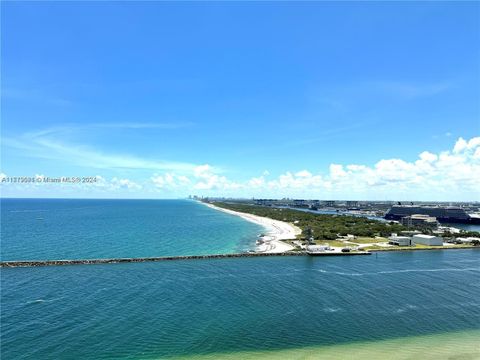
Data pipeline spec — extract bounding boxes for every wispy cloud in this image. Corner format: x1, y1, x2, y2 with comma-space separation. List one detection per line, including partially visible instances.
98, 122, 193, 129
310, 80, 452, 111
286, 120, 378, 147
37, 138, 196, 171
373, 81, 451, 99
2, 88, 73, 107
3, 134, 197, 172
2, 119, 202, 174
25, 122, 193, 138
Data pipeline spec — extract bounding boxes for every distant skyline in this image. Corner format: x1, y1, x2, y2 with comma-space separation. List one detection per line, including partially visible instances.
1, 2, 479, 201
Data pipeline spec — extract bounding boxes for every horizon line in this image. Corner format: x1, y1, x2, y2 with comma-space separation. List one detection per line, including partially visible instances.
0, 197, 478, 203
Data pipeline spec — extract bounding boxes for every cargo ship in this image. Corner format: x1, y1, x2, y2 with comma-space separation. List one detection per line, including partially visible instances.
385, 205, 480, 225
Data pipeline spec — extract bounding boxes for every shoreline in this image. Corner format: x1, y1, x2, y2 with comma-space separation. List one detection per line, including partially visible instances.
203, 202, 479, 254
202, 202, 301, 253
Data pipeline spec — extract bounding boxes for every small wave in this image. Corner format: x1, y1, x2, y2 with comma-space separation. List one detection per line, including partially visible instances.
378, 268, 480, 275
323, 307, 341, 313
315, 267, 480, 277
391, 302, 480, 315
395, 304, 418, 313
315, 269, 365, 276
25, 297, 62, 305
26, 299, 45, 305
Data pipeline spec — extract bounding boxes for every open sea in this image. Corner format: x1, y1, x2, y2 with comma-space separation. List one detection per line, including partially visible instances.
0, 199, 264, 261
1, 199, 480, 359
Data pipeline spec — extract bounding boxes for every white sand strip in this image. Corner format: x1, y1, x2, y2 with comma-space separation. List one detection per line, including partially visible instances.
203, 202, 301, 253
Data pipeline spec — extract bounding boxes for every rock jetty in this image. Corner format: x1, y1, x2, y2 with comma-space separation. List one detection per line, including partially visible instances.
0, 250, 371, 268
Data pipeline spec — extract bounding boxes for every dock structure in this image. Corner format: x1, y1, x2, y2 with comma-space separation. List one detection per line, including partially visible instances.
0, 251, 372, 268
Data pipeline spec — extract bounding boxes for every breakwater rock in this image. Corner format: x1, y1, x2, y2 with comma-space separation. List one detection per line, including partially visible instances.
0, 252, 306, 268
0, 250, 373, 268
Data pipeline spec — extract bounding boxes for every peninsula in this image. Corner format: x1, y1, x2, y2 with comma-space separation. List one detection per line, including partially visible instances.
206, 201, 480, 253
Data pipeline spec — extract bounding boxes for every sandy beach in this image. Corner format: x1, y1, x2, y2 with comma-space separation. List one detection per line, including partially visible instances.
203, 203, 301, 253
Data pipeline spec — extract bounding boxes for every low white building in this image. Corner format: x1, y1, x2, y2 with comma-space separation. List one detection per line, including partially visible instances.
456, 237, 480, 244
388, 234, 412, 246
412, 234, 443, 246
306, 244, 330, 252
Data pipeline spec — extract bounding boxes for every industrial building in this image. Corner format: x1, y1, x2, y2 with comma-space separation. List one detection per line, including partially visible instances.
306, 244, 331, 253
412, 234, 443, 246
455, 237, 480, 244
388, 234, 413, 246
400, 214, 438, 229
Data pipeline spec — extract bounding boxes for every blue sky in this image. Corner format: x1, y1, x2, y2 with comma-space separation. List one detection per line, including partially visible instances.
1, 2, 479, 200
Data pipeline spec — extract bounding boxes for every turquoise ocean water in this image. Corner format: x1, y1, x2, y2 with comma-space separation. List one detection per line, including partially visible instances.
1, 200, 479, 359
0, 199, 264, 260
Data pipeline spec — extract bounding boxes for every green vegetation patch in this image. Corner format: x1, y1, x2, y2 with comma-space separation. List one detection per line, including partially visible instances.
316, 240, 347, 247
351, 237, 388, 244
211, 202, 407, 240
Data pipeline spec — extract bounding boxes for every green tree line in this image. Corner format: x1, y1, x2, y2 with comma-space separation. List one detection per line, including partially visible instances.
211, 202, 407, 240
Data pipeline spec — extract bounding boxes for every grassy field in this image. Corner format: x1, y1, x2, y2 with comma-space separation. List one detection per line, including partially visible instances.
349, 237, 389, 244
364, 244, 477, 251
315, 240, 348, 247
363, 245, 389, 251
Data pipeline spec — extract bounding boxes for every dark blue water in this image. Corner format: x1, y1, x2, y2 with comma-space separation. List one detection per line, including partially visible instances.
1, 250, 479, 359
0, 199, 264, 261
443, 222, 480, 232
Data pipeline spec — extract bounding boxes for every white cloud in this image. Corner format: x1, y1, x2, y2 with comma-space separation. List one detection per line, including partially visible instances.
248, 176, 265, 188
265, 171, 324, 190
111, 177, 142, 190
453, 138, 469, 153
453, 137, 480, 154
329, 164, 347, 179
190, 164, 241, 191
295, 170, 312, 178
184, 136, 479, 200
95, 136, 480, 199
2, 137, 479, 201
151, 173, 191, 189
193, 164, 215, 179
